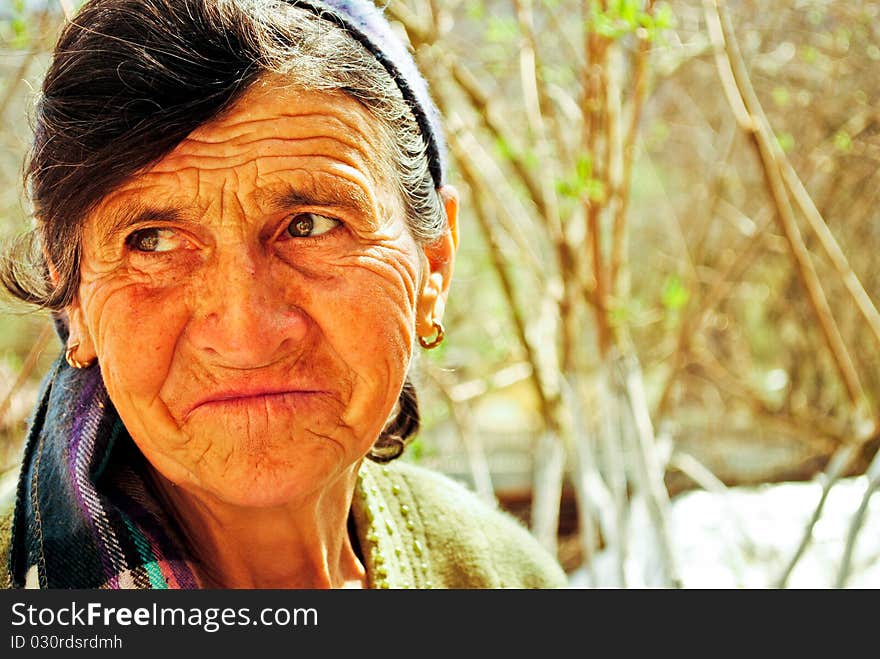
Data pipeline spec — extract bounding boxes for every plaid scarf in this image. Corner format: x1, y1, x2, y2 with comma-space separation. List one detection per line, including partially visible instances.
7, 340, 200, 589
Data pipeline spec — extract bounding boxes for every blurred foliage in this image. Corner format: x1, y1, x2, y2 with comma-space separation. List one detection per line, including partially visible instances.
398, 0, 880, 490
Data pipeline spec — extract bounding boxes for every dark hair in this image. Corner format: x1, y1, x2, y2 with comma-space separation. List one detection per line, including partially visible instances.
1, 0, 445, 460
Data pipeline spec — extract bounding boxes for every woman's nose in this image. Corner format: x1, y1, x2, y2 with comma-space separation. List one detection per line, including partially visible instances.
189, 248, 308, 368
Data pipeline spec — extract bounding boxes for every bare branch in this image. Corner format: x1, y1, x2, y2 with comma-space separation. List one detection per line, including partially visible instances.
446, 129, 559, 432
781, 162, 880, 365
58, 0, 75, 20
669, 450, 761, 560
705, 0, 868, 410
707, 0, 880, 397
447, 60, 551, 224
385, 0, 431, 45
654, 206, 774, 421
448, 362, 533, 404
835, 448, 880, 588
618, 352, 682, 587
775, 444, 859, 588
444, 115, 546, 274
1, 322, 53, 427
424, 364, 496, 505
609, 2, 655, 292
0, 11, 52, 120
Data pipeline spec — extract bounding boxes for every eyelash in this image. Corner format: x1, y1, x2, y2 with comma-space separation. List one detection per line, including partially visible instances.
123, 213, 343, 256
125, 227, 182, 254
278, 212, 343, 244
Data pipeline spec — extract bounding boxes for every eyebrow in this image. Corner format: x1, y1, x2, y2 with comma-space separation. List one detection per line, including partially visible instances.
96, 178, 378, 242
259, 179, 376, 222
98, 202, 191, 242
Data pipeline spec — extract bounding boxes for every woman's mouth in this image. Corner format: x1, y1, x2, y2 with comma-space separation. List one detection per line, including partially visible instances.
183, 389, 330, 421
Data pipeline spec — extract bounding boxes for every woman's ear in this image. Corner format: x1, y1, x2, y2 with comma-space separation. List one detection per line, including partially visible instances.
45, 245, 97, 365
65, 297, 98, 366
416, 185, 459, 340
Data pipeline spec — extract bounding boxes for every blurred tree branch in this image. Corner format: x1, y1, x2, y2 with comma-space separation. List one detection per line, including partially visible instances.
704, 0, 868, 412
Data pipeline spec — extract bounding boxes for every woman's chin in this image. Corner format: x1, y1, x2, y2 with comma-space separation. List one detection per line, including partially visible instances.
191, 452, 354, 509
209, 483, 311, 509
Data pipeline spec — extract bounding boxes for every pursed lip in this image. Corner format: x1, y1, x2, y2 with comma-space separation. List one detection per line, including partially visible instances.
183, 387, 328, 421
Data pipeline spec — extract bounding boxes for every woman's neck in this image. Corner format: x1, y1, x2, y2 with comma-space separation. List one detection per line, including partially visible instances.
150, 468, 366, 589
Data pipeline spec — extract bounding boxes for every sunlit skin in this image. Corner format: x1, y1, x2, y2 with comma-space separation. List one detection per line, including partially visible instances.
63, 79, 459, 588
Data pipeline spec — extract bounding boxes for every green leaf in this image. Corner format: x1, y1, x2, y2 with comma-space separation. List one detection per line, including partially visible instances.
494, 136, 514, 161
576, 155, 593, 182
776, 132, 795, 153
406, 437, 424, 463
485, 16, 519, 44
466, 3, 485, 21
800, 45, 818, 64
10, 16, 29, 47
661, 275, 689, 311
556, 180, 575, 198
654, 4, 676, 31
11, 16, 27, 37
586, 178, 606, 203
619, 0, 638, 27
833, 130, 852, 153
610, 301, 630, 326
591, 13, 622, 39
556, 156, 598, 200
771, 86, 790, 107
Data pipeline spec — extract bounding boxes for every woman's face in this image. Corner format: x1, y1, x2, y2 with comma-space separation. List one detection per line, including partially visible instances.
66, 82, 457, 507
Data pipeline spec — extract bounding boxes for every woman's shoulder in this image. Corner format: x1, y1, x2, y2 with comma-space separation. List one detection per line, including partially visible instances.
361, 459, 568, 589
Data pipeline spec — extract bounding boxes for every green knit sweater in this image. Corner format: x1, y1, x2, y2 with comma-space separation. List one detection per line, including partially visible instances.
1, 459, 567, 589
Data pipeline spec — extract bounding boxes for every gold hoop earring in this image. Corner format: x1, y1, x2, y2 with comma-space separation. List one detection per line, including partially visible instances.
65, 343, 94, 369
419, 320, 445, 350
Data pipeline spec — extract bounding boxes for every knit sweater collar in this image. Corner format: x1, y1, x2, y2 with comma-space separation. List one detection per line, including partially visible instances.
351, 461, 435, 589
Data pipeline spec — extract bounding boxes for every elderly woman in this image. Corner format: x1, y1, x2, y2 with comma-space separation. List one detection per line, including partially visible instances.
0, 0, 565, 589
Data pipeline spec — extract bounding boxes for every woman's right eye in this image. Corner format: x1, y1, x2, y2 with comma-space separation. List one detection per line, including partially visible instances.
126, 228, 182, 253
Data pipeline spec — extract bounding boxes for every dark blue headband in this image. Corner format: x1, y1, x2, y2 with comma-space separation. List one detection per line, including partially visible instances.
288, 0, 446, 188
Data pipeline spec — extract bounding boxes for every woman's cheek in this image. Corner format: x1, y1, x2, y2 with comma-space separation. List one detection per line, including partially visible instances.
326, 263, 417, 420
88, 283, 190, 399
331, 256, 418, 349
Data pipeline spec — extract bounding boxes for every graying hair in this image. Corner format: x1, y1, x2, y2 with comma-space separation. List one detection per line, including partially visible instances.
251, 3, 446, 243
1, 0, 446, 311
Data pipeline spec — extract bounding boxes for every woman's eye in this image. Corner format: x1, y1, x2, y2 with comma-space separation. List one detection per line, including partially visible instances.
126, 228, 181, 253
285, 213, 340, 238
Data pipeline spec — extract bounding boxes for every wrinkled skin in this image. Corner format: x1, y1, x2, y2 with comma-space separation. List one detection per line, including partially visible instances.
63, 81, 458, 586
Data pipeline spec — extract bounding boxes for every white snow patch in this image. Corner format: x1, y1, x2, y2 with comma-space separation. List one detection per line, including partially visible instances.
569, 476, 880, 588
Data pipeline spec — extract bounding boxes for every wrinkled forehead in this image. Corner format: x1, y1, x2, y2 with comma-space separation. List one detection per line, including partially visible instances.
86, 82, 400, 233
191, 79, 387, 149
167, 80, 392, 175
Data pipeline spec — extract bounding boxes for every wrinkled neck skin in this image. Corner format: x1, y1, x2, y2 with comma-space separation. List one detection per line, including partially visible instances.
152, 462, 366, 589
